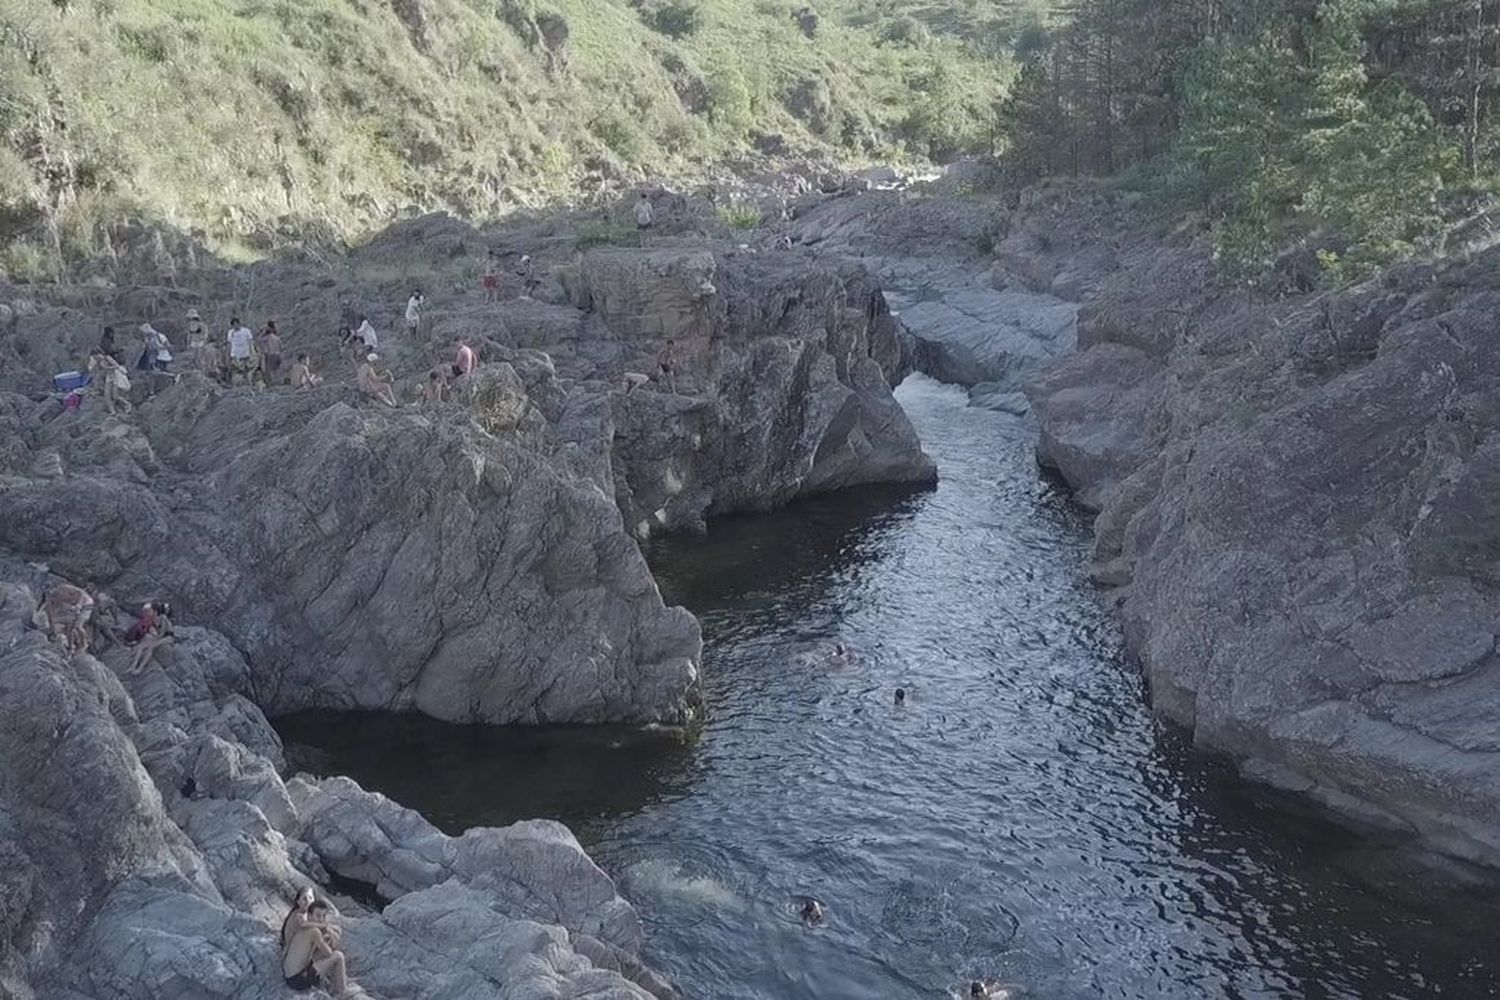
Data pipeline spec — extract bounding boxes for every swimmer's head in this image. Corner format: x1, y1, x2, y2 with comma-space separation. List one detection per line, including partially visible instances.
834, 643, 846, 656
895, 688, 906, 704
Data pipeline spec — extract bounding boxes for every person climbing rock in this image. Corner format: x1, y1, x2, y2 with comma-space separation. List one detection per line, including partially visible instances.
357, 353, 397, 407
33, 584, 95, 652
281, 888, 354, 996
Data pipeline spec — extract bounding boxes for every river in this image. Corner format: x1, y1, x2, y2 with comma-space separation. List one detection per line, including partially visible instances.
280, 375, 1500, 999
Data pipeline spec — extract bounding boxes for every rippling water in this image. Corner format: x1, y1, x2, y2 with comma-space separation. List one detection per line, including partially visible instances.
281, 376, 1500, 999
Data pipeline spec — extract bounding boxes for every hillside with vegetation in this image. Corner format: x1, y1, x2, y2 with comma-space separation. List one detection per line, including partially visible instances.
0, 0, 1056, 275
999, 0, 1500, 282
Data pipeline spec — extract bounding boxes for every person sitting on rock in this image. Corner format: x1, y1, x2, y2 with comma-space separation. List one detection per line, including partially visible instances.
281, 888, 353, 996
127, 600, 174, 674
289, 353, 321, 390
357, 353, 397, 407
421, 369, 446, 403
453, 338, 476, 378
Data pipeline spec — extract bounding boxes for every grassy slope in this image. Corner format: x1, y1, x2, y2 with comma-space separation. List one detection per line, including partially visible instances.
0, 0, 1053, 273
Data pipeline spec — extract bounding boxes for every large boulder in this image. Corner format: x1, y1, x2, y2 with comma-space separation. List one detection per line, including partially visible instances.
1029, 210, 1500, 864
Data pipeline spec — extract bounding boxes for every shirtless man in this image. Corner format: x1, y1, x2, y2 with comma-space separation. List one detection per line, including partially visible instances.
357, 353, 397, 407
421, 370, 446, 403
33, 584, 95, 652
281, 889, 353, 996
452, 338, 476, 378
481, 250, 500, 303
289, 353, 320, 390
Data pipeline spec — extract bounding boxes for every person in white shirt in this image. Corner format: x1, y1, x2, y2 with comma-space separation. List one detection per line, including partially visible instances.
405, 291, 423, 334
357, 316, 378, 352
139, 323, 172, 371
634, 193, 654, 231
227, 318, 256, 385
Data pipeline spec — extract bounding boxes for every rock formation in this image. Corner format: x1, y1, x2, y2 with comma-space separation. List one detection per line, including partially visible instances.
1020, 191, 1500, 865
0, 194, 937, 995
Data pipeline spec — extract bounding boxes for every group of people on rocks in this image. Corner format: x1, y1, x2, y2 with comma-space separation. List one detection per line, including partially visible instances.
32, 583, 174, 674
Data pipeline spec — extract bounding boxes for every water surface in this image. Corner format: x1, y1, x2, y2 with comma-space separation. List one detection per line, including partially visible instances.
281, 376, 1500, 999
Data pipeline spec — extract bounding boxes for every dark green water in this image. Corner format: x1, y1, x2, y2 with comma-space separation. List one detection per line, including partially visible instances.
280, 376, 1500, 999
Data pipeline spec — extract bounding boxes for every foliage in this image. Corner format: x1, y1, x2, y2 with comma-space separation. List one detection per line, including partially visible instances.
1001, 0, 1469, 281
574, 219, 643, 250
643, 1, 702, 39
716, 200, 762, 229
0, 0, 1049, 270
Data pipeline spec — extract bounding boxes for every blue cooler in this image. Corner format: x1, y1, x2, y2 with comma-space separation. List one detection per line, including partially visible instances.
52, 371, 91, 393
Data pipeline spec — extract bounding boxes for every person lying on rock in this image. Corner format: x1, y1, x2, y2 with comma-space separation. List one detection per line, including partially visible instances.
357, 353, 397, 407
281, 888, 353, 996
127, 600, 174, 674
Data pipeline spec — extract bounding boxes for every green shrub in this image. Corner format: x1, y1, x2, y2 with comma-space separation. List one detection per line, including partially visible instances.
643, 2, 702, 39
881, 16, 930, 47
575, 219, 642, 250
716, 201, 761, 229
0, 241, 54, 283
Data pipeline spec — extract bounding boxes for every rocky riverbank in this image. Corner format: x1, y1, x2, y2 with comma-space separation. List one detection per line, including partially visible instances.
821, 177, 1500, 868
0, 188, 935, 997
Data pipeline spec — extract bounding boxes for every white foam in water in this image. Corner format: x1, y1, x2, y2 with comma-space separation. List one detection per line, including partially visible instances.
622, 858, 745, 912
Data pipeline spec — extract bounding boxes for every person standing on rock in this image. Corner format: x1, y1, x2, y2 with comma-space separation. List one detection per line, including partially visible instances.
356, 315, 378, 353
260, 320, 284, 385
227, 317, 256, 386
405, 289, 424, 335
89, 349, 131, 415
635, 193, 654, 232
357, 353, 397, 407
656, 339, 678, 393
139, 323, 171, 372
482, 250, 500, 303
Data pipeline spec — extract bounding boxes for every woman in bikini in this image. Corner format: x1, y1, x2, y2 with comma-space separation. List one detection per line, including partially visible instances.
281, 888, 352, 995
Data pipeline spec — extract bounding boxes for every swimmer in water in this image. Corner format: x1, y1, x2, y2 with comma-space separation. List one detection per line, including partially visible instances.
800, 898, 824, 924
895, 687, 906, 706
969, 979, 1010, 999
827, 643, 851, 665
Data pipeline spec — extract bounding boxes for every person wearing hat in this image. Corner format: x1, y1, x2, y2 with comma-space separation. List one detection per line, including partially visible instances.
356, 352, 397, 407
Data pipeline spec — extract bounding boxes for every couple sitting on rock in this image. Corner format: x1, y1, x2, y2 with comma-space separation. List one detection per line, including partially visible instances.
281, 887, 359, 996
